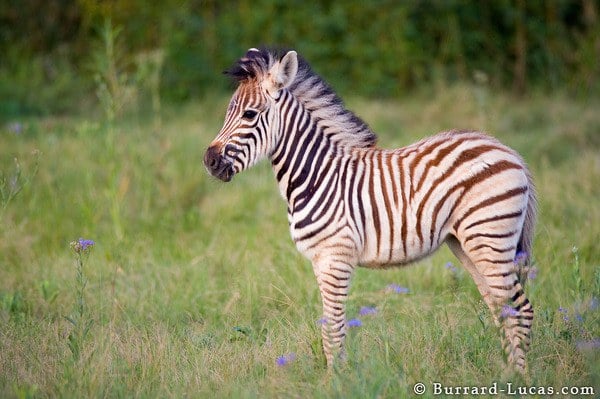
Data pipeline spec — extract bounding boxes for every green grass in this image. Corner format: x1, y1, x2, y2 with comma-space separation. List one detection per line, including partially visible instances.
1, 85, 599, 398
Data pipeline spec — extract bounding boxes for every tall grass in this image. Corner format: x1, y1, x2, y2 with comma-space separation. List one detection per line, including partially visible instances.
0, 85, 598, 397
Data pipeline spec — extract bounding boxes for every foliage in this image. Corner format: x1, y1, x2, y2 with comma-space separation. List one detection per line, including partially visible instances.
0, 0, 599, 118
0, 86, 599, 397
0, 45, 91, 118
161, 0, 600, 99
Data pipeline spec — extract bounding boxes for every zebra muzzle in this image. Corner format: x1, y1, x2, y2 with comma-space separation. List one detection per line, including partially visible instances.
204, 145, 234, 182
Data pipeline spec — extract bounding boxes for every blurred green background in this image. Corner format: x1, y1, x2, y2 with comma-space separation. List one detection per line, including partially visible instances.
1, 0, 598, 119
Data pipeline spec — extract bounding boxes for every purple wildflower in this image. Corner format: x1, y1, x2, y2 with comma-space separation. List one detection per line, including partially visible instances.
576, 338, 600, 351
527, 266, 538, 280
316, 317, 327, 326
78, 238, 95, 251
575, 313, 584, 323
358, 306, 377, 316
500, 305, 518, 318
445, 262, 458, 273
8, 122, 23, 135
386, 284, 409, 294
347, 318, 362, 328
558, 306, 569, 322
276, 352, 296, 366
70, 237, 95, 254
514, 251, 528, 266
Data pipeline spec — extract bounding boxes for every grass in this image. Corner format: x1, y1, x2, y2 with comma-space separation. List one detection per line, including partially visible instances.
1, 84, 599, 398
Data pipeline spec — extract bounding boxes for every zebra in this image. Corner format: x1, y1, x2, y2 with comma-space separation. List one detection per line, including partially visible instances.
204, 48, 536, 374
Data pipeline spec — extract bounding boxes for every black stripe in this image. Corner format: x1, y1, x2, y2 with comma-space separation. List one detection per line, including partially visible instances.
286, 123, 318, 199
271, 93, 297, 165
294, 139, 330, 210
454, 188, 527, 231
377, 153, 394, 261
464, 230, 518, 243
276, 114, 310, 182
356, 158, 367, 243
471, 244, 516, 253
368, 152, 382, 256
295, 166, 339, 229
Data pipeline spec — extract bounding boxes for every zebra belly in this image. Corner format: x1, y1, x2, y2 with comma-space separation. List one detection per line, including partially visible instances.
357, 227, 445, 268
354, 179, 459, 267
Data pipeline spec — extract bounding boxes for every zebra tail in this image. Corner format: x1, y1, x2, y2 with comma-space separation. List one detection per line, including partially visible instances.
516, 171, 537, 285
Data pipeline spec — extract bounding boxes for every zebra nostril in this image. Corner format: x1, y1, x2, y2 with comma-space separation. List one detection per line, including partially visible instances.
204, 147, 218, 171
204, 145, 222, 171
204, 144, 234, 181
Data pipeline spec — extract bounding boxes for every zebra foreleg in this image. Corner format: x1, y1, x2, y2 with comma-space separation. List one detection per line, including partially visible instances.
312, 258, 354, 367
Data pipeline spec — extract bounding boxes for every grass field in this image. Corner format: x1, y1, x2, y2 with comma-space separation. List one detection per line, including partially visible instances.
1, 84, 599, 398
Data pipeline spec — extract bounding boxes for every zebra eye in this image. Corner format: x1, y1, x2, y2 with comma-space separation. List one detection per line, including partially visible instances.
242, 109, 258, 120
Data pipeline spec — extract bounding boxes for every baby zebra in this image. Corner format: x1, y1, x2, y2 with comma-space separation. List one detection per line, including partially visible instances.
204, 48, 536, 374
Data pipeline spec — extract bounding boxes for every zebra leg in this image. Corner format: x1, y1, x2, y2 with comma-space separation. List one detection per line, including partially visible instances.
312, 257, 354, 367
447, 236, 532, 374
447, 237, 494, 317
498, 281, 533, 374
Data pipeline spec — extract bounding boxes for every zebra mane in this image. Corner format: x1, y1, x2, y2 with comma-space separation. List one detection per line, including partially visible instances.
225, 48, 377, 148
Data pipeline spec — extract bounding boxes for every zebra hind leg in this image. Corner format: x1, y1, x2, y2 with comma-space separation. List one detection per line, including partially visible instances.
447, 236, 533, 374
499, 281, 533, 375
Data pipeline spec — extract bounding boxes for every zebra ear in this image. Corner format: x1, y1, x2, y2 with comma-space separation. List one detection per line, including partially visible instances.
265, 50, 298, 96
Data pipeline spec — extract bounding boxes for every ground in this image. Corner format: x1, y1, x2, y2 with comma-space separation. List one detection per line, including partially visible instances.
1, 85, 598, 397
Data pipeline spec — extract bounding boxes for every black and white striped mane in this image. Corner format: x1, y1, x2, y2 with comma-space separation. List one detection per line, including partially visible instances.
226, 48, 377, 148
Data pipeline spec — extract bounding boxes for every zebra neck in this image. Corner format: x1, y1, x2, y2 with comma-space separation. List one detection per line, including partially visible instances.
270, 107, 340, 206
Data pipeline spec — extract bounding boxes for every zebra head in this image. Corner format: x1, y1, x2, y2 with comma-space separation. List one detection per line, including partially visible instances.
204, 48, 299, 182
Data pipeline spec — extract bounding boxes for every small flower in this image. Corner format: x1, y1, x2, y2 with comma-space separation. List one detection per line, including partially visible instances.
558, 306, 569, 322
527, 266, 538, 280
70, 238, 95, 254
575, 313, 584, 323
358, 306, 377, 316
316, 317, 327, 326
347, 318, 362, 328
78, 238, 95, 251
386, 283, 409, 294
572, 246, 579, 254
276, 352, 296, 366
500, 305, 518, 318
514, 251, 528, 266
444, 261, 458, 273
8, 122, 23, 135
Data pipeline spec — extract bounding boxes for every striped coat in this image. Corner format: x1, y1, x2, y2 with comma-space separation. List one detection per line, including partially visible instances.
204, 48, 536, 373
